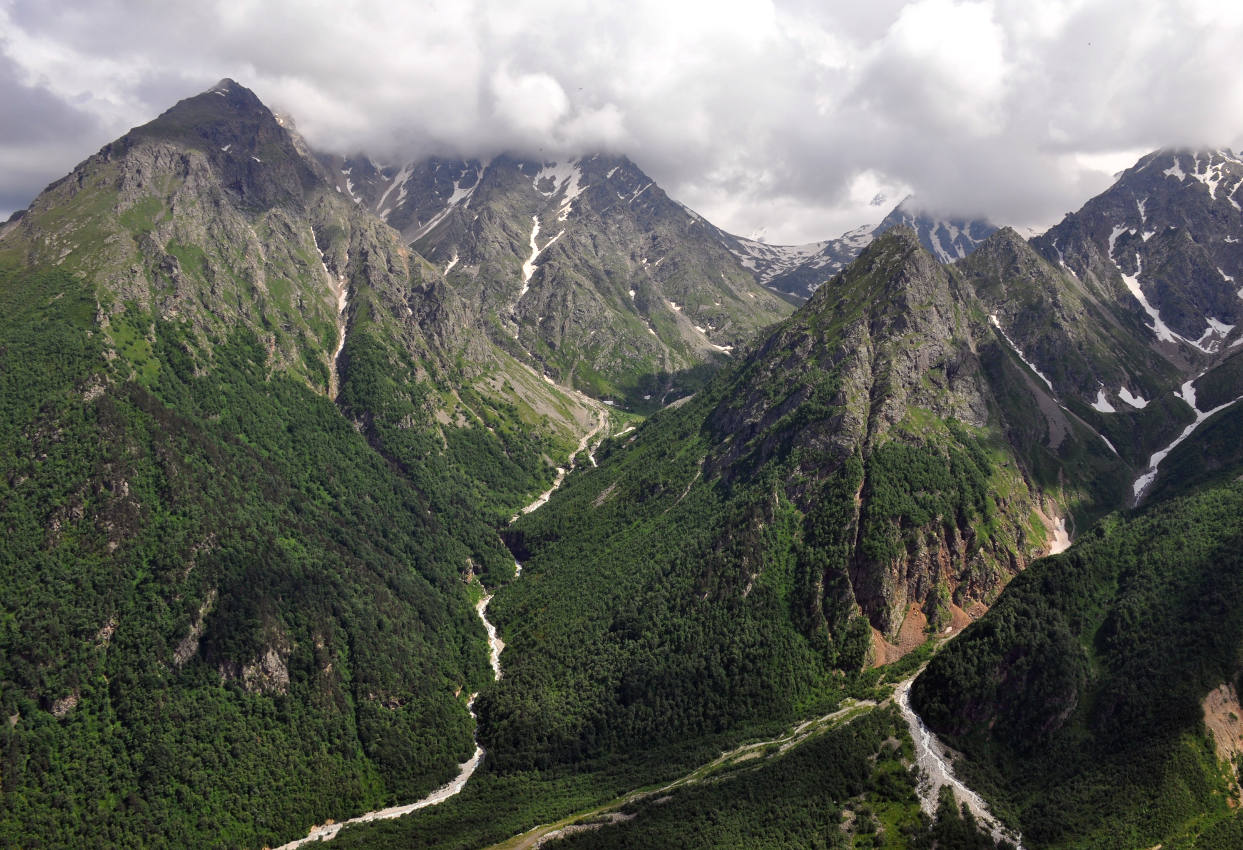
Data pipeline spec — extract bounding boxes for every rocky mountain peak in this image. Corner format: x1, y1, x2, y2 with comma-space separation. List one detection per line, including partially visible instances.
872, 196, 997, 264
1034, 145, 1243, 352
101, 78, 323, 212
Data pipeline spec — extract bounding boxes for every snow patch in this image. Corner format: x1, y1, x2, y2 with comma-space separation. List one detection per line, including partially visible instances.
1118, 387, 1149, 409
444, 254, 459, 275
220, 144, 231, 153
727, 236, 830, 283
1107, 225, 1128, 258
533, 159, 587, 221
411, 173, 479, 240
375, 161, 413, 215
1163, 156, 1187, 181
1176, 379, 1198, 412
1134, 390, 1243, 502
1114, 252, 1191, 346
1191, 153, 1226, 199
1091, 389, 1116, 413
518, 216, 565, 299
989, 315, 1054, 392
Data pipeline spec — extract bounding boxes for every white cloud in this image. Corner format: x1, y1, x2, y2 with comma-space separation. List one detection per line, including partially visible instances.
0, 0, 1241, 242
489, 68, 570, 142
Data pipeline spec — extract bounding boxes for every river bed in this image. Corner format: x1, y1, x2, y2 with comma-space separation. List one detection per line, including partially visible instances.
895, 677, 1024, 848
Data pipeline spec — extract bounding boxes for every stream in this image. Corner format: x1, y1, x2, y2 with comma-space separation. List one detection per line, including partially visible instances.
488, 671, 1022, 850
895, 678, 1024, 848
276, 409, 1018, 849
273, 598, 503, 850
273, 414, 607, 848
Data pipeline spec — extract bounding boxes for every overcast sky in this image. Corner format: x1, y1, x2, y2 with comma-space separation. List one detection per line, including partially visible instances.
3, 0, 1242, 243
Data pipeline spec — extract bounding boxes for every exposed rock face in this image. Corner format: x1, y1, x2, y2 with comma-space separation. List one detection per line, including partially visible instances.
1035, 148, 1243, 353
700, 229, 1058, 637
960, 227, 1181, 405
1202, 681, 1243, 791
7, 79, 401, 394
327, 152, 795, 407
220, 646, 292, 696
6, 78, 598, 453
173, 589, 218, 667
51, 693, 79, 718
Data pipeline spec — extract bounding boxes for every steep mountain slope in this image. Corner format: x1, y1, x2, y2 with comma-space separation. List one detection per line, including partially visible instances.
477, 228, 1124, 775
1034, 148, 1243, 357
901, 148, 1243, 849
326, 152, 795, 409
0, 79, 603, 849
911, 478, 1243, 849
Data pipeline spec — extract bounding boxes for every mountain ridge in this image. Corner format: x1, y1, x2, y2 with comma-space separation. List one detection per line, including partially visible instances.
3, 77, 1243, 850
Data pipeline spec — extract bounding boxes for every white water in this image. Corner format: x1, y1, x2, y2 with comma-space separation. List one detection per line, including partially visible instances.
477, 594, 505, 679
272, 697, 487, 849
274, 529, 516, 849
273, 409, 614, 847
895, 678, 1024, 848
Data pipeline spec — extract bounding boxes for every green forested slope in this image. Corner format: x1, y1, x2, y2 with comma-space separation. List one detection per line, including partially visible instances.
0, 263, 504, 847
0, 81, 570, 848
477, 230, 1069, 775
911, 479, 1243, 848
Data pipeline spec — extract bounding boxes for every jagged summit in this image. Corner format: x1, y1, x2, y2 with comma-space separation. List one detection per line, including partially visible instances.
104, 77, 324, 211
1034, 145, 1243, 353
719, 196, 995, 299
872, 195, 997, 264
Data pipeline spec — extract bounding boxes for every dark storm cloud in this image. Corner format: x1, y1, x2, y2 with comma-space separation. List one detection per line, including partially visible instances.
2, 0, 1241, 241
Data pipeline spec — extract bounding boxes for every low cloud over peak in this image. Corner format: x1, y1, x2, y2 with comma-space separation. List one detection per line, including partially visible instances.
2, 0, 1241, 242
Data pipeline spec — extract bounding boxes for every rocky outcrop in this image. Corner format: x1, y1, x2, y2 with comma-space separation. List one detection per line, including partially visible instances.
173, 589, 218, 667
698, 229, 1055, 638
220, 646, 292, 696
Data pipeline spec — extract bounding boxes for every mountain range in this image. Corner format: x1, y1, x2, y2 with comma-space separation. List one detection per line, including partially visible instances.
2, 78, 1242, 849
